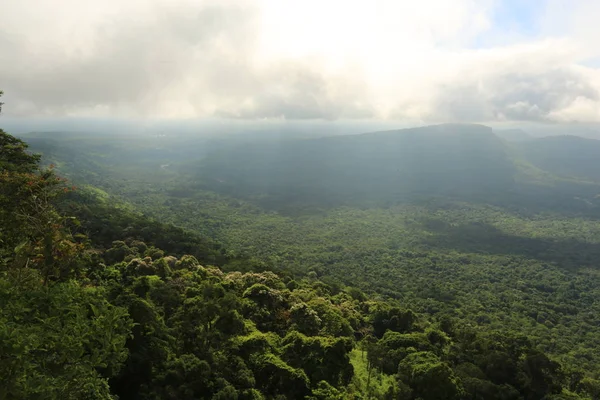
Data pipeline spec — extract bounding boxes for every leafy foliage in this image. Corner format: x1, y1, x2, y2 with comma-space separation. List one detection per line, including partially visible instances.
5, 119, 600, 399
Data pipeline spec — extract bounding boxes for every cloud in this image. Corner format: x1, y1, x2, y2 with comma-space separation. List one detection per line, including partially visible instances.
0, 0, 376, 119
215, 61, 374, 120
1, 0, 600, 122
1, 2, 261, 117
417, 42, 600, 123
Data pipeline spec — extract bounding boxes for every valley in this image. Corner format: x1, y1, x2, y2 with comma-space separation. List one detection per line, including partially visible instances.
21, 124, 600, 379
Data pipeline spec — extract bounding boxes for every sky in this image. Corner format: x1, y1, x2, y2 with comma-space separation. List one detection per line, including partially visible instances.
1, 0, 600, 124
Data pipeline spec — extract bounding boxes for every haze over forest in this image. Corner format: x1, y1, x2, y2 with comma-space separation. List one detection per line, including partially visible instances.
4, 1, 600, 400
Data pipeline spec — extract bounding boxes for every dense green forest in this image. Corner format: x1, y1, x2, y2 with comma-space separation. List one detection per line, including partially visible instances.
5, 98, 600, 399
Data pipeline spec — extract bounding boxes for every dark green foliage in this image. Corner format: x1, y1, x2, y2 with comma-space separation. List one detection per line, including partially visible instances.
5, 123, 600, 399
397, 351, 463, 400
250, 352, 310, 398
281, 331, 354, 387
60, 190, 229, 266
523, 351, 564, 399
376, 332, 435, 374
0, 128, 40, 172
0, 278, 132, 399
373, 307, 418, 337
0, 129, 81, 282
289, 302, 322, 335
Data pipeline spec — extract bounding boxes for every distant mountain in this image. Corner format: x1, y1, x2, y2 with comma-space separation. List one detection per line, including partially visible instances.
195, 124, 518, 209
494, 128, 533, 142
525, 124, 600, 140
23, 123, 600, 214
517, 135, 600, 183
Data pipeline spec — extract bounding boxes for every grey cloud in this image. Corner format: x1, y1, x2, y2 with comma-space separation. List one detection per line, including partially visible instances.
428, 66, 599, 122
4, 1, 599, 123
2, 5, 254, 110
216, 63, 374, 120
0, 3, 373, 119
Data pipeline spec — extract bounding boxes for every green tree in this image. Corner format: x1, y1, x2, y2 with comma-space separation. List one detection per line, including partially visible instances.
522, 351, 563, 399
580, 378, 600, 400
0, 280, 132, 399
398, 351, 464, 400
281, 331, 353, 387
0, 128, 79, 283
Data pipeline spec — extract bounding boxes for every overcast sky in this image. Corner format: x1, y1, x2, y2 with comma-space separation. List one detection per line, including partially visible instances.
1, 0, 600, 123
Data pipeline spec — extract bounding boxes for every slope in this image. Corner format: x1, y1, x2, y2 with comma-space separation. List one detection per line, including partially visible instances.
518, 135, 600, 183
15, 124, 600, 384
195, 123, 517, 211
6, 128, 595, 399
494, 128, 533, 142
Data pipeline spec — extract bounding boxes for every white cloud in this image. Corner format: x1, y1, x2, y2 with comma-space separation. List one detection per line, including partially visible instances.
412, 40, 600, 122
1, 0, 600, 122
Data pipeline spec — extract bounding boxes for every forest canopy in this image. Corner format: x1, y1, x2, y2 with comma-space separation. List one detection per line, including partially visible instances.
3, 88, 600, 398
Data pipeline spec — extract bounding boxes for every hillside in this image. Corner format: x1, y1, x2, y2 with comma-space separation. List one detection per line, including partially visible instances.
6, 0, 600, 397
517, 135, 600, 183
11, 123, 600, 398
190, 123, 600, 215
7, 128, 600, 398
494, 128, 533, 142
194, 124, 517, 210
